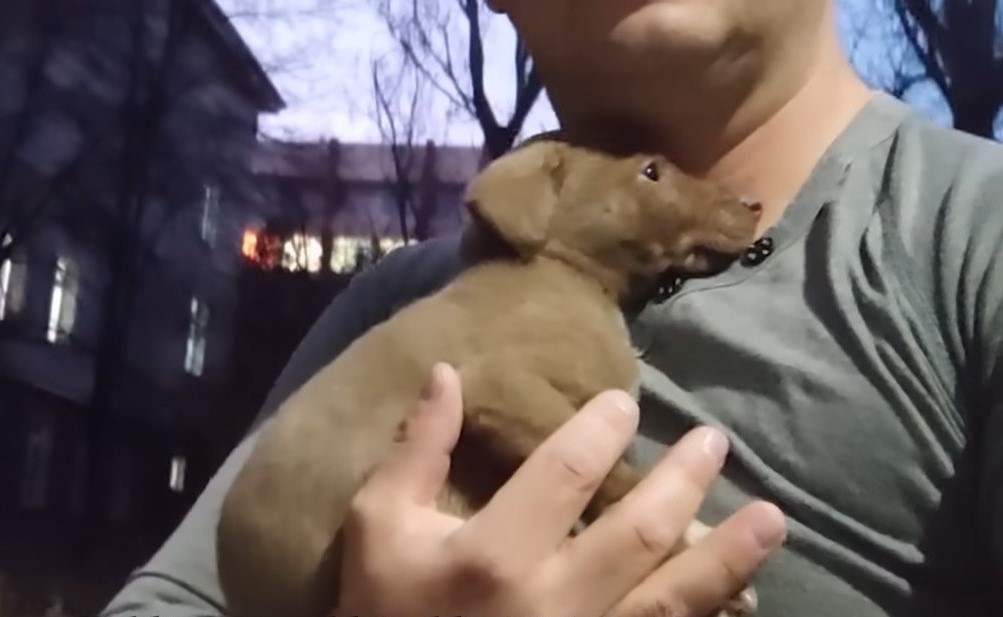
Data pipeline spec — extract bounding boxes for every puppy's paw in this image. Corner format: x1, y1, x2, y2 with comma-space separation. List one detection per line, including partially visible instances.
717, 585, 757, 616
681, 521, 758, 617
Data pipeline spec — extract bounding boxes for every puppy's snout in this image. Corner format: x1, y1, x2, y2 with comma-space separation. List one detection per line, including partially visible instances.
740, 197, 763, 214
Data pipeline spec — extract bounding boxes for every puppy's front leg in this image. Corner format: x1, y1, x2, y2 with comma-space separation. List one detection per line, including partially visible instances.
452, 359, 649, 524
453, 360, 756, 616
590, 463, 758, 617
453, 358, 657, 522
450, 360, 587, 509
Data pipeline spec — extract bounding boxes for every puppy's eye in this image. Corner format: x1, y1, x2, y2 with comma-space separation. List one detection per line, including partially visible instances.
641, 161, 660, 182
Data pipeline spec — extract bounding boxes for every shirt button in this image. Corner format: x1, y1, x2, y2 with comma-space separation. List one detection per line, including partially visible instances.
652, 275, 684, 304
741, 237, 775, 266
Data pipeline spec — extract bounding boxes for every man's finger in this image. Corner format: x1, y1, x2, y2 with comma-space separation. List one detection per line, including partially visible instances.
558, 426, 730, 610
357, 363, 464, 508
455, 390, 640, 570
611, 501, 787, 617
402, 363, 464, 455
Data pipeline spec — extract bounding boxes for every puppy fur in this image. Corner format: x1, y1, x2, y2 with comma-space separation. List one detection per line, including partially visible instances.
216, 136, 763, 617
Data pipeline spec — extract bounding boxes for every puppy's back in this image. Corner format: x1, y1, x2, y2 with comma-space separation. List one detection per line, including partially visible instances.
218, 257, 638, 617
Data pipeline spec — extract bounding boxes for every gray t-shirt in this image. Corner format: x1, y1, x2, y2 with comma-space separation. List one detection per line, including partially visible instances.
101, 92, 1003, 617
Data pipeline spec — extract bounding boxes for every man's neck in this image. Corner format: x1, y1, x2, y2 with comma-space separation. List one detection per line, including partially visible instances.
553, 26, 875, 236
699, 50, 875, 234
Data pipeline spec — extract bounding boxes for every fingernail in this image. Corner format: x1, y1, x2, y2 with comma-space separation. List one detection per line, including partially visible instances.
420, 363, 445, 401
751, 502, 787, 549
700, 427, 729, 463
604, 390, 639, 421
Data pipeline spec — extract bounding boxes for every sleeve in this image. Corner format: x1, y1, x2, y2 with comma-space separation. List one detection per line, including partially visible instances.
943, 149, 1003, 581
976, 219, 1003, 579
907, 132, 1003, 583
100, 235, 465, 617
983, 323, 1003, 580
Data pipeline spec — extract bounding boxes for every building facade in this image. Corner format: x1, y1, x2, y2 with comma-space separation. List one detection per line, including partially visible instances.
246, 137, 484, 272
0, 0, 284, 612
225, 138, 484, 445
0, 3, 485, 612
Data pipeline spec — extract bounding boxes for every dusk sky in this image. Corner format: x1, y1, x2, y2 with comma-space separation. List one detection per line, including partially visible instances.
219, 0, 953, 145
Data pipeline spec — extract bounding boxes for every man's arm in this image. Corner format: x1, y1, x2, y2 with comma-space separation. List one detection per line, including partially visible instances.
984, 357, 1003, 582
976, 207, 1003, 580
935, 142, 1003, 581
100, 235, 465, 617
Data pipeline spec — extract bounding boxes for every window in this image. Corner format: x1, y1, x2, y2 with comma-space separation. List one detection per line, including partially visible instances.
327, 236, 412, 274
169, 455, 187, 493
184, 296, 209, 376
281, 233, 323, 273
46, 256, 78, 344
378, 237, 409, 254
241, 229, 259, 260
20, 412, 55, 510
241, 228, 283, 269
329, 236, 369, 273
200, 183, 220, 246
0, 257, 26, 320
0, 258, 9, 319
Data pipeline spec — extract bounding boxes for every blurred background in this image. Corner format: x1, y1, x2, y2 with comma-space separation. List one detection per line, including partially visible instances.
0, 0, 999, 614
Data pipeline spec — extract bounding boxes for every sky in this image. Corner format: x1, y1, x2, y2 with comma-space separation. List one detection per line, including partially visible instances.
218, 0, 953, 146
219, 0, 558, 146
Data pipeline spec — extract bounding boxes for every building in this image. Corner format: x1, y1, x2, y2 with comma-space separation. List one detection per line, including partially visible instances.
0, 0, 489, 610
0, 0, 283, 612
246, 137, 484, 271
224, 139, 484, 441
0, 4, 487, 612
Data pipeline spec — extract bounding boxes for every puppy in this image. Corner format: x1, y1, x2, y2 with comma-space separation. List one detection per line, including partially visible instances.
216, 136, 763, 617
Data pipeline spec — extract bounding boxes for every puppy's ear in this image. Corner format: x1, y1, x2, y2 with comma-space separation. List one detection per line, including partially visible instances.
462, 140, 565, 260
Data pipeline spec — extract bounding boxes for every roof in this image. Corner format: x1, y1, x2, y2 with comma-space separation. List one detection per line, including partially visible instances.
193, 0, 285, 113
252, 139, 486, 185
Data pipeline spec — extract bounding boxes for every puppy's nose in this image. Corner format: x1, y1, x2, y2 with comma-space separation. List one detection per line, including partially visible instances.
740, 197, 763, 213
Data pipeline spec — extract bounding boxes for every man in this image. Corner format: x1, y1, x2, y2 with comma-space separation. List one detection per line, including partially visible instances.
102, 0, 1003, 615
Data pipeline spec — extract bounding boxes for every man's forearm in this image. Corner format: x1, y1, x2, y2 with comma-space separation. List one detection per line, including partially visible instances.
99, 236, 467, 617
101, 433, 260, 617
101, 573, 225, 617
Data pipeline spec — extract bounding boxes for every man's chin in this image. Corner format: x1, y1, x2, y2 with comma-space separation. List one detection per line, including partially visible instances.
610, 2, 733, 55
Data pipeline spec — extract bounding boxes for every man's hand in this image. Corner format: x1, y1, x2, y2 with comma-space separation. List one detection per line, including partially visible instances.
335, 363, 786, 617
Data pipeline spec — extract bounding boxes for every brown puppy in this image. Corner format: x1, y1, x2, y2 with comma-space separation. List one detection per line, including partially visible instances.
216, 136, 763, 617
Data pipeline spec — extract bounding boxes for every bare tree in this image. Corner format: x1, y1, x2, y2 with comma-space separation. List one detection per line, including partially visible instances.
842, 2, 928, 100
372, 53, 424, 242
0, 0, 288, 565
376, 0, 543, 160
75, 0, 236, 561
0, 0, 91, 263
222, 0, 348, 141
890, 0, 1003, 138
0, 0, 284, 262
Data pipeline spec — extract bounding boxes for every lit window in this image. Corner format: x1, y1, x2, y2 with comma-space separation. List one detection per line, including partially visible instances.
169, 455, 187, 493
241, 228, 283, 269
0, 259, 11, 320
282, 233, 323, 273
241, 229, 259, 260
379, 237, 409, 254
184, 296, 209, 376
200, 183, 220, 246
327, 236, 412, 273
46, 257, 78, 344
0, 258, 26, 320
330, 236, 368, 273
